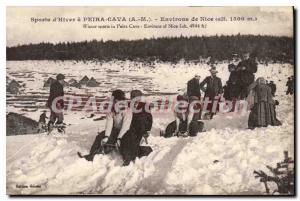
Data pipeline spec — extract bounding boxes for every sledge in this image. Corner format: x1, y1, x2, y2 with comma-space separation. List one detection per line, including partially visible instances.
176, 132, 189, 138
47, 123, 66, 135
77, 138, 153, 161
77, 141, 119, 160
159, 129, 189, 138
78, 145, 153, 160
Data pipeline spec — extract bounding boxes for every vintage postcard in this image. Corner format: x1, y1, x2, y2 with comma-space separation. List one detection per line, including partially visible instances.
6, 6, 294, 195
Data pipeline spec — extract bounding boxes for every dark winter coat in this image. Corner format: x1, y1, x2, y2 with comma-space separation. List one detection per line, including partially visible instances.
228, 71, 239, 85
237, 59, 258, 86
187, 78, 201, 98
199, 76, 223, 99
130, 102, 153, 142
225, 71, 240, 100
248, 83, 281, 129
47, 80, 64, 109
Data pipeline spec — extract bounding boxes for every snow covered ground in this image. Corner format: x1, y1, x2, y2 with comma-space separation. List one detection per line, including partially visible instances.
6, 60, 294, 195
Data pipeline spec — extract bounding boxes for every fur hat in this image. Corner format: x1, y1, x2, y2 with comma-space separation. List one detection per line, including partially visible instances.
56, 74, 65, 80
111, 89, 126, 101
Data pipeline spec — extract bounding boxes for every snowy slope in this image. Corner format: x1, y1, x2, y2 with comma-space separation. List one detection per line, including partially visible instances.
6, 61, 294, 195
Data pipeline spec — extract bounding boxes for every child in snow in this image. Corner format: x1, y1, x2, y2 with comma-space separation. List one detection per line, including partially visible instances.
163, 95, 204, 138
38, 111, 48, 132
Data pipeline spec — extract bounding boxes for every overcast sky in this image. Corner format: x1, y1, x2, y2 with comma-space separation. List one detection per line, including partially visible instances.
6, 6, 293, 47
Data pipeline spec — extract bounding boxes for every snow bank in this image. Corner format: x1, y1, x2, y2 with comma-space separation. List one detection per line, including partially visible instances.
6, 61, 294, 195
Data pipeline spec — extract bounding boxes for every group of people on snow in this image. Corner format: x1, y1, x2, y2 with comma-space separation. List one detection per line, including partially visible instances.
44, 75, 154, 165
42, 53, 291, 166
223, 53, 257, 101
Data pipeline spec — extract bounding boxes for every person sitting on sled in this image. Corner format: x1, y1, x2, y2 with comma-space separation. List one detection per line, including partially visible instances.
79, 90, 132, 163
79, 89, 152, 166
163, 95, 204, 138
129, 90, 153, 158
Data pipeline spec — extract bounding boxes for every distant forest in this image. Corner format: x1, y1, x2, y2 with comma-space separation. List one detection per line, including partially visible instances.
6, 35, 294, 63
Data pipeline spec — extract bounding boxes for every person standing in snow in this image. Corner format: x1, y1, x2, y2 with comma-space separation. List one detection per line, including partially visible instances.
163, 95, 204, 138
187, 75, 201, 100
236, 52, 258, 99
46, 73, 65, 131
225, 64, 240, 101
247, 77, 282, 129
199, 66, 223, 119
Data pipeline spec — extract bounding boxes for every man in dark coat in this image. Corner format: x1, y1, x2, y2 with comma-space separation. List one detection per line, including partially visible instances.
47, 74, 65, 129
225, 64, 240, 101
236, 53, 258, 99
223, 81, 230, 100
268, 81, 277, 97
187, 75, 201, 100
199, 67, 223, 119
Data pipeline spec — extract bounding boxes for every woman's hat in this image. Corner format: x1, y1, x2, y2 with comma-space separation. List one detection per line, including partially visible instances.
130, 90, 143, 99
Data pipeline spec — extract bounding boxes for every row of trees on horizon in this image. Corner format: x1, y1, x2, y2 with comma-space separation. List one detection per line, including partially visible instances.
6, 35, 294, 63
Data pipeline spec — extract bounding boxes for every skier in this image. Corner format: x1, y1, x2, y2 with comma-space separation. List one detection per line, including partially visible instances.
163, 95, 204, 138
199, 66, 223, 119
46, 73, 65, 132
37, 111, 48, 133
187, 74, 201, 100
236, 53, 258, 99
247, 77, 282, 129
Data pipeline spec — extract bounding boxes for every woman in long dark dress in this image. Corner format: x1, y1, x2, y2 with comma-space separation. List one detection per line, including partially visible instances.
247, 77, 282, 129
